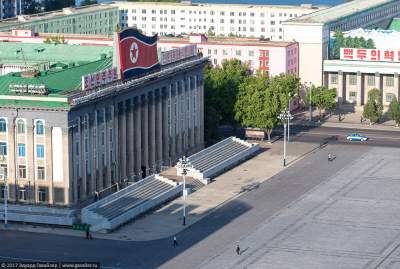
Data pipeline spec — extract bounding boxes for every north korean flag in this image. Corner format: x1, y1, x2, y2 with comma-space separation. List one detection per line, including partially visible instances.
118, 28, 160, 80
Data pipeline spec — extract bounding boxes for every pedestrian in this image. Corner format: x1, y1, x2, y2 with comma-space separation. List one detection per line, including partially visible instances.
236, 244, 241, 255
85, 226, 90, 240
360, 116, 363, 124
173, 236, 178, 247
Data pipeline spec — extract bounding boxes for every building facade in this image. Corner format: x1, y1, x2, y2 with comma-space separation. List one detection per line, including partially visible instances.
324, 60, 400, 109
158, 35, 298, 75
0, 44, 207, 207
113, 1, 323, 41
0, 0, 23, 19
0, 4, 119, 36
283, 0, 400, 86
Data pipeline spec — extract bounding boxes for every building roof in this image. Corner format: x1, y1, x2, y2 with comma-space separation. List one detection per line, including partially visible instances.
0, 42, 113, 65
389, 18, 400, 31
112, 1, 324, 10
286, 0, 396, 25
160, 36, 296, 47
0, 4, 116, 27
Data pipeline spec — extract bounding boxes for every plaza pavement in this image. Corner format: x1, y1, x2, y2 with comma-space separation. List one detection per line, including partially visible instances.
0, 139, 319, 241
197, 146, 400, 269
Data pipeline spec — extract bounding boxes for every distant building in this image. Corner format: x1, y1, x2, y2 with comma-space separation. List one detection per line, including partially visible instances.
283, 0, 400, 86
158, 35, 299, 76
0, 4, 119, 36
0, 0, 23, 19
113, 1, 325, 41
324, 46, 400, 109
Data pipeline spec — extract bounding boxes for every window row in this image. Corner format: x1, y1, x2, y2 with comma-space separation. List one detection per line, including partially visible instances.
0, 142, 45, 158
0, 119, 45, 134
330, 74, 396, 87
0, 164, 46, 180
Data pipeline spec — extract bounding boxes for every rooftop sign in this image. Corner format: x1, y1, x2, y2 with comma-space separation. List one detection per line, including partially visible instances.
81, 67, 118, 91
160, 44, 197, 66
9, 84, 47, 95
340, 48, 400, 63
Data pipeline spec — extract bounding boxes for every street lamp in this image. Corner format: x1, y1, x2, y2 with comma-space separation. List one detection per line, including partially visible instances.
288, 93, 291, 143
307, 82, 313, 123
278, 110, 293, 167
177, 156, 192, 226
0, 167, 7, 228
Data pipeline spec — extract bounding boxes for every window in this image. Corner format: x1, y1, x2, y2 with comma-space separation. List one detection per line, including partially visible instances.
0, 142, 7, 156
386, 76, 394, 87
0, 119, 6, 132
367, 75, 375, 86
18, 165, 26, 179
213, 59, 217, 65
230, 12, 234, 16
349, 75, 357, 85
38, 188, 47, 202
17, 120, 25, 134
248, 50, 254, 56
18, 188, 26, 201
223, 49, 228, 55
37, 144, 45, 158
331, 74, 338, 84
0, 164, 7, 179
213, 49, 217, 55
236, 50, 241, 56
386, 93, 395, 102
36, 120, 44, 135
18, 143, 25, 157
349, 91, 357, 99
37, 166, 45, 180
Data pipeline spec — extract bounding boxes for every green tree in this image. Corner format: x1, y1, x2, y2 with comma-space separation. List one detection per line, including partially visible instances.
305, 86, 337, 120
388, 96, 400, 126
207, 27, 215, 37
80, 0, 98, 6
204, 59, 249, 124
363, 88, 383, 124
366, 38, 375, 49
268, 73, 301, 110
235, 75, 278, 142
333, 30, 344, 58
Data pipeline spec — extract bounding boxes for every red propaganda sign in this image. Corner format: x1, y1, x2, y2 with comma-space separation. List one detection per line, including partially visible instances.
340, 48, 400, 63
81, 67, 118, 91
117, 28, 160, 80
160, 44, 197, 66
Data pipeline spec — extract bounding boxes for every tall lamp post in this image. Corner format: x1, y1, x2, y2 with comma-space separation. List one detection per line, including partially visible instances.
278, 110, 293, 167
177, 156, 192, 226
287, 93, 291, 143
0, 167, 7, 228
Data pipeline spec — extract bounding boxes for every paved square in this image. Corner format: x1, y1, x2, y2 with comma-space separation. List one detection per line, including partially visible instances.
278, 222, 399, 255
199, 146, 400, 269
246, 250, 371, 269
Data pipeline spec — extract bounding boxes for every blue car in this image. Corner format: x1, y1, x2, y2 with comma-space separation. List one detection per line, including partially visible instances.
346, 133, 368, 141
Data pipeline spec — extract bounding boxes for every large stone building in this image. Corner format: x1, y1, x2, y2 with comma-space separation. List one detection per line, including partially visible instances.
0, 42, 207, 207
0, 0, 23, 19
283, 0, 400, 86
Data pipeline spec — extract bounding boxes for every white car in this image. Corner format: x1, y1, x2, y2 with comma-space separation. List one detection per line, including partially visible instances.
346, 133, 368, 141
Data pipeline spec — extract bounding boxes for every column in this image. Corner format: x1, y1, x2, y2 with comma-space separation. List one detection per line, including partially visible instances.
189, 77, 195, 149
104, 107, 112, 188
128, 99, 135, 180
156, 89, 163, 170
148, 91, 156, 174
161, 87, 169, 165
195, 76, 201, 147
394, 73, 399, 101
141, 94, 149, 177
337, 71, 344, 105
375, 72, 382, 103
134, 96, 142, 180
170, 84, 176, 162
356, 71, 362, 106
120, 102, 127, 181
199, 75, 205, 147
113, 105, 119, 184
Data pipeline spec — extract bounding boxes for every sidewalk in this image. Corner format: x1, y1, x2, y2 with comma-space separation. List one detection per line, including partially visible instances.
0, 139, 319, 241
294, 109, 400, 132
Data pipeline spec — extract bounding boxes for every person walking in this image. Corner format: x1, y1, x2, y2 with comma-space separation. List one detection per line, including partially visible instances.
173, 236, 178, 247
85, 225, 90, 240
236, 244, 241, 255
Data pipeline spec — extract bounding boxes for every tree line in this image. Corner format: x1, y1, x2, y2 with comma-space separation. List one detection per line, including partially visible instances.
332, 30, 375, 59
363, 89, 400, 126
204, 59, 337, 142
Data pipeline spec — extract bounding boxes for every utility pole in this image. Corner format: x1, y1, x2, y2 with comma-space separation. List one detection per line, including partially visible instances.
288, 93, 291, 143
177, 156, 192, 226
278, 110, 293, 167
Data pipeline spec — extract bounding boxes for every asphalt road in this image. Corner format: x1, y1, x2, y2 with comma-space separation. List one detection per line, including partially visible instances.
0, 126, 397, 269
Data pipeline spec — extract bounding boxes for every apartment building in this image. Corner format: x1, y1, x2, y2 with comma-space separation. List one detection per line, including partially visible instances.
113, 1, 324, 41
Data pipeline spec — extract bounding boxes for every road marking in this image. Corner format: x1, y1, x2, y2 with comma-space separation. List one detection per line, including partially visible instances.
0, 255, 122, 269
